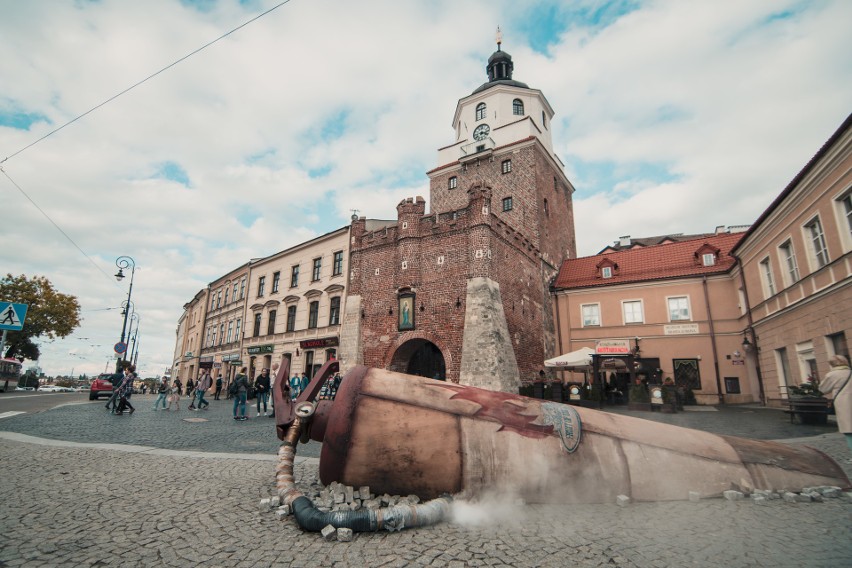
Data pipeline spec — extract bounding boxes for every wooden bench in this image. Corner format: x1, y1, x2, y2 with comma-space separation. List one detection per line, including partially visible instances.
784, 396, 830, 425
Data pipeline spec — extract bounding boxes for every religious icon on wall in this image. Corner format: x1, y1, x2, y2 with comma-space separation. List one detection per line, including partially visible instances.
399, 294, 415, 331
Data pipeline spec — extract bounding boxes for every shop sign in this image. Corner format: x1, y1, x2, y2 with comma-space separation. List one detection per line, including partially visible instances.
213, 363, 222, 369
230, 360, 242, 365
221, 353, 239, 361
595, 339, 631, 355
664, 323, 699, 335
199, 356, 214, 363
299, 336, 339, 349
732, 360, 744, 365
246, 345, 274, 354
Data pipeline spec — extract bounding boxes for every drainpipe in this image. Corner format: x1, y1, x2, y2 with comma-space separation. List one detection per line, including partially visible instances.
702, 275, 724, 404
730, 253, 766, 406
553, 290, 564, 384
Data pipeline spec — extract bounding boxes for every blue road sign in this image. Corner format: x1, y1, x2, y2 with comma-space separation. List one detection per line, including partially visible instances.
0, 302, 28, 331
114, 342, 128, 354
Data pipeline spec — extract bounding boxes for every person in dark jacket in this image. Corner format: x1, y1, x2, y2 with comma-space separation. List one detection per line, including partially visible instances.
254, 368, 271, 417
232, 367, 249, 421
114, 370, 135, 415
214, 375, 223, 400
153, 377, 169, 410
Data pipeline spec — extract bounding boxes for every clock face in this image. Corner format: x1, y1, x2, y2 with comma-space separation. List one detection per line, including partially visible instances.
473, 124, 490, 141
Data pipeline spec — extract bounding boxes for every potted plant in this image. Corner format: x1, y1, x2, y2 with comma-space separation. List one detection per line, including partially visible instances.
628, 380, 651, 411
787, 378, 829, 425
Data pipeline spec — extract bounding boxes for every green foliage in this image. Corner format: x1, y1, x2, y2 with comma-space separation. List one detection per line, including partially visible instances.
629, 384, 650, 403
789, 381, 823, 397
0, 274, 81, 361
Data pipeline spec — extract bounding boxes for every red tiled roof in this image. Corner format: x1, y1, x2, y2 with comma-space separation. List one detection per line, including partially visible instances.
553, 232, 746, 290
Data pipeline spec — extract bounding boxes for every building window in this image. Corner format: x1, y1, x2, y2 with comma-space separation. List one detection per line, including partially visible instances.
702, 253, 716, 267
329, 297, 341, 326
290, 265, 299, 288
775, 347, 792, 395
267, 310, 276, 336
240, 278, 246, 299
211, 325, 217, 346
216, 290, 222, 308
778, 240, 799, 286
448, 176, 457, 190
828, 331, 849, 361
502, 197, 513, 212
601, 266, 612, 279
308, 301, 319, 329
622, 300, 644, 324
257, 276, 266, 297
224, 287, 229, 305
219, 323, 225, 345
226, 321, 233, 343
475, 102, 486, 121
312, 258, 322, 281
272, 272, 280, 293
838, 190, 852, 250
805, 216, 829, 268
235, 318, 241, 339
759, 257, 776, 297
253, 313, 261, 337
210, 297, 215, 311
668, 296, 691, 321
512, 98, 524, 115
233, 282, 238, 302
543, 198, 549, 216
581, 304, 600, 327
286, 305, 297, 332
332, 251, 344, 276
542, 111, 547, 129
501, 159, 512, 174
206, 327, 212, 347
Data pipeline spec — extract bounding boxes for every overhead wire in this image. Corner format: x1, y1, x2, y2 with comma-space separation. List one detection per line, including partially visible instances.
1, 0, 294, 165
0, 0, 295, 287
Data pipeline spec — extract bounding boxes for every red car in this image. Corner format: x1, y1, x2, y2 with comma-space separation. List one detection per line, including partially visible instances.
89, 373, 117, 400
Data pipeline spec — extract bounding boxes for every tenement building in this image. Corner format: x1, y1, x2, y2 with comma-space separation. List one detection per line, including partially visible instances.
339, 39, 577, 391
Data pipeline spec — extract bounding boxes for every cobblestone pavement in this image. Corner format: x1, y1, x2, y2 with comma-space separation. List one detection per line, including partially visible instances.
1, 396, 851, 567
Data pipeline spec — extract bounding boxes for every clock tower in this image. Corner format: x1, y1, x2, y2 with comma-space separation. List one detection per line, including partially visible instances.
341, 36, 577, 392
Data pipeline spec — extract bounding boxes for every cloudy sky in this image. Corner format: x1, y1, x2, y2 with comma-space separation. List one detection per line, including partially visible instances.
1, 0, 850, 378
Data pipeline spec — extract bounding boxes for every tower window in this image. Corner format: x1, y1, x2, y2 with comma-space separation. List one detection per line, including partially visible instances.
542, 111, 547, 129
476, 103, 486, 121
502, 197, 513, 212
513, 99, 524, 116
448, 176, 457, 189
501, 159, 512, 174
543, 198, 549, 216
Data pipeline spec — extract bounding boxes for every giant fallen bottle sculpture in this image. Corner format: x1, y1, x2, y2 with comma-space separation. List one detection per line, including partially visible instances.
273, 361, 850, 531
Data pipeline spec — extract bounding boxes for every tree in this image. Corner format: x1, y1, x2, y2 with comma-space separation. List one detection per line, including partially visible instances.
0, 274, 81, 361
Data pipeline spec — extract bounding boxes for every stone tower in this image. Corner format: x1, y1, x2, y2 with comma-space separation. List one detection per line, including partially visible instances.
340, 37, 576, 391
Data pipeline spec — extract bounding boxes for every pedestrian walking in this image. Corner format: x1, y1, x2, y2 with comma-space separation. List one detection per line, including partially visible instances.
152, 377, 169, 410
300, 372, 309, 394
114, 370, 135, 415
174, 378, 183, 396
820, 354, 852, 456
232, 367, 249, 421
192, 370, 212, 410
186, 378, 195, 399
289, 373, 301, 401
214, 375, 223, 400
104, 372, 124, 411
167, 380, 181, 411
254, 368, 271, 417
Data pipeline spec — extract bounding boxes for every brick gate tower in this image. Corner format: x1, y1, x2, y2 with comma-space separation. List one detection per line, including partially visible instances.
339, 35, 577, 391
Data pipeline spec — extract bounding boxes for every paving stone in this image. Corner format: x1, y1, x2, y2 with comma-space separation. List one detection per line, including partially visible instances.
337, 528, 354, 542
616, 495, 630, 507
723, 490, 744, 501
321, 525, 337, 541
688, 491, 701, 502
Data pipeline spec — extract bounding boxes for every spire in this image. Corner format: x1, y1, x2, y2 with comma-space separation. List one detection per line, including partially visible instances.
496, 26, 502, 51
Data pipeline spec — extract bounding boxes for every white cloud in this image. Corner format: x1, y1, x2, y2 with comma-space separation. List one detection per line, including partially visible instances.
1, 0, 850, 376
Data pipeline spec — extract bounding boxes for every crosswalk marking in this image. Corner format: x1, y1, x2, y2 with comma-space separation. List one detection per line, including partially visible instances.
0, 411, 26, 420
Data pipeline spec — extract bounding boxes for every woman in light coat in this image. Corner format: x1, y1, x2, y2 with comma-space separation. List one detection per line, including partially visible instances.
820, 354, 852, 454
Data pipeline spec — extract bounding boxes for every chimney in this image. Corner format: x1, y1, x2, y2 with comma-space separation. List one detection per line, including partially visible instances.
715, 225, 727, 234
619, 235, 631, 247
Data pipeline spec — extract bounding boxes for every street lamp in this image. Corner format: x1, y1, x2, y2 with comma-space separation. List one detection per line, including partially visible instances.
115, 255, 136, 371
129, 313, 141, 366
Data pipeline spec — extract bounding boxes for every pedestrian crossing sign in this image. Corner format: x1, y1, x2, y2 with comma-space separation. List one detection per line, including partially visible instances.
0, 302, 28, 331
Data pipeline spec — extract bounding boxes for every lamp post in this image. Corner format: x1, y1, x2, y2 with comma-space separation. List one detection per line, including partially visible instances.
129, 313, 140, 366
115, 256, 136, 372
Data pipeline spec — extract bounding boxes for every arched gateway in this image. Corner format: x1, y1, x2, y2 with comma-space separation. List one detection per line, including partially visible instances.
389, 339, 446, 380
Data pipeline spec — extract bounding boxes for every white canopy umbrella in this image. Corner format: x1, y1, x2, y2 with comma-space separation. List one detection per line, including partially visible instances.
544, 347, 595, 369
